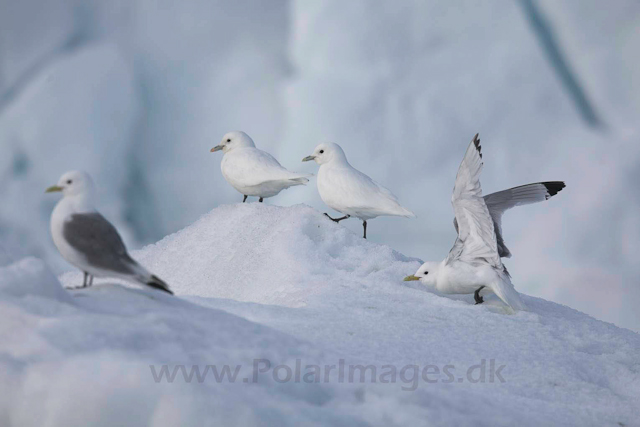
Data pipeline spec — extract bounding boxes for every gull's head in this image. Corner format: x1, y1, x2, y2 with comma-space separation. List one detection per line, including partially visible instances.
211, 131, 255, 154
46, 171, 95, 198
302, 142, 347, 165
404, 261, 439, 288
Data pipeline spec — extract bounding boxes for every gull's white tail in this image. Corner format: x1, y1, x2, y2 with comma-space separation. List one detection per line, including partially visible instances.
395, 206, 416, 218
287, 175, 312, 185
490, 271, 526, 311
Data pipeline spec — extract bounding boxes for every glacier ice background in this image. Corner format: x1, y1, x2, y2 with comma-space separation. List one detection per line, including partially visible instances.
0, 0, 639, 333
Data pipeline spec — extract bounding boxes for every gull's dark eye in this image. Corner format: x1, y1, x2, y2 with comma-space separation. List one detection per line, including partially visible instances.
226, 138, 231, 142
319, 150, 324, 154
424, 271, 428, 275
66, 180, 72, 184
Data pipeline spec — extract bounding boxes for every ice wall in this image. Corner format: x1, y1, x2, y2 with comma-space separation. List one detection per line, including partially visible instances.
0, 43, 139, 272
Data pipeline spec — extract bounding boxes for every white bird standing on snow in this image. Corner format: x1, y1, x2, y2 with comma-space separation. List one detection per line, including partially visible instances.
46, 171, 172, 294
211, 131, 312, 203
404, 134, 531, 310
302, 142, 415, 238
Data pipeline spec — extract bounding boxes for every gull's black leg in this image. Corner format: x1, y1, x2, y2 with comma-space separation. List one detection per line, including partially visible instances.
363, 220, 367, 239
323, 213, 350, 223
67, 272, 93, 291
474, 286, 485, 304
259, 197, 264, 203
243, 195, 248, 203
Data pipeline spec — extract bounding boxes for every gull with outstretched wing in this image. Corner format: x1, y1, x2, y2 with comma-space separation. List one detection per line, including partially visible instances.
404, 134, 563, 310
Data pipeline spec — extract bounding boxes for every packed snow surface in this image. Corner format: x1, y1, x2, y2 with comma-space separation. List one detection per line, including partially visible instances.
2, 204, 639, 426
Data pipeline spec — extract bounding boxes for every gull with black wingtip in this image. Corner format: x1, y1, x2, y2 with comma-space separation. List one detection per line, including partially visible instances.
46, 171, 172, 294
404, 134, 564, 310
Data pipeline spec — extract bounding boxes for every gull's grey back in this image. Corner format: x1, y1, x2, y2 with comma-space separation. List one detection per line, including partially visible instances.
63, 213, 137, 275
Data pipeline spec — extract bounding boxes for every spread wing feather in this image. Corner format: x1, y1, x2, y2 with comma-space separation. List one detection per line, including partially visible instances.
454, 181, 566, 258
445, 134, 501, 269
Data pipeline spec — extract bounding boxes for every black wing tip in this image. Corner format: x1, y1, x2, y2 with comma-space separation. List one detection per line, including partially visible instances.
542, 181, 566, 198
472, 133, 482, 158
148, 275, 173, 295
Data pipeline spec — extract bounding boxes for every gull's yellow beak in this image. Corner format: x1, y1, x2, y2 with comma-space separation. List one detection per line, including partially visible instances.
302, 155, 316, 162
403, 275, 420, 281
45, 185, 63, 193
210, 145, 223, 152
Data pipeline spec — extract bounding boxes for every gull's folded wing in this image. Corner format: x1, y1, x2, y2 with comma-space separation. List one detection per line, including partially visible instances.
63, 213, 137, 274
225, 148, 310, 187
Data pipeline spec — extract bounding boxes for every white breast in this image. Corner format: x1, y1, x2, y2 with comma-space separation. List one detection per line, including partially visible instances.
316, 166, 349, 215
50, 197, 91, 271
220, 152, 244, 192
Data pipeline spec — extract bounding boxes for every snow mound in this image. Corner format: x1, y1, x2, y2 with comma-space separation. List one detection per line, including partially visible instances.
11, 204, 640, 425
64, 203, 420, 307
0, 257, 70, 302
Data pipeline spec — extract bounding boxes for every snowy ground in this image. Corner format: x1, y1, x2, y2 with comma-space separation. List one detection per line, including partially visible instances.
2, 204, 639, 426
